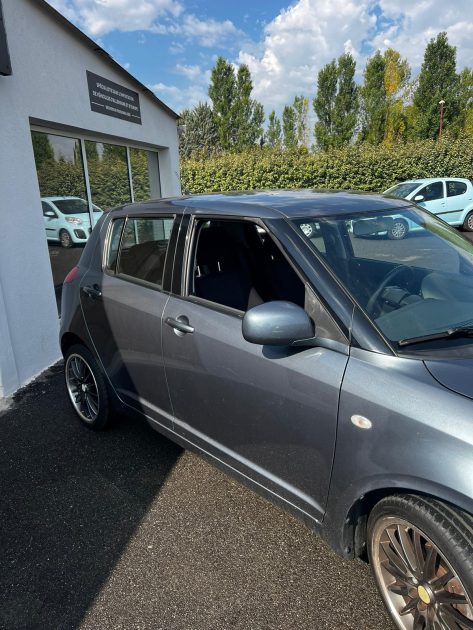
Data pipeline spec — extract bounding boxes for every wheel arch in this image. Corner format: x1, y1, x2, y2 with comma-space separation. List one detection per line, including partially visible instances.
60, 331, 90, 357
336, 481, 473, 560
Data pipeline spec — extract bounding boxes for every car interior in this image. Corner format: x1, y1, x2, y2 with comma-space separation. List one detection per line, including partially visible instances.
191, 220, 305, 312
298, 217, 473, 343
118, 239, 169, 286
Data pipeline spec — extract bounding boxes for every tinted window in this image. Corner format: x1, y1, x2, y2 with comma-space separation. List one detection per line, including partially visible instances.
417, 181, 444, 201
106, 219, 125, 272
447, 181, 467, 197
117, 217, 174, 287
190, 219, 305, 312
294, 209, 473, 348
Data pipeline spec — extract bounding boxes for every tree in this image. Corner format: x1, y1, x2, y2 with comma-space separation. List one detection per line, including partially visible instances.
413, 32, 460, 139
313, 53, 358, 150
359, 51, 387, 144
208, 56, 236, 150
232, 64, 265, 149
282, 105, 297, 149
267, 110, 282, 148
178, 102, 219, 158
293, 95, 310, 147
208, 57, 264, 150
313, 59, 338, 150
31, 132, 54, 168
332, 53, 358, 147
458, 67, 473, 135
383, 48, 410, 143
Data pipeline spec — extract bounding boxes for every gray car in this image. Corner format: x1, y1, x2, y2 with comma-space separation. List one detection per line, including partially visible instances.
60, 190, 473, 630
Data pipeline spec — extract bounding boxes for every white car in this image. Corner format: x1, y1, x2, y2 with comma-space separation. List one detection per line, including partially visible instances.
42, 196, 103, 248
384, 178, 473, 234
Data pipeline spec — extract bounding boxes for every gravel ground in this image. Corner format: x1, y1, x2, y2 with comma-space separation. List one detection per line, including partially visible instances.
0, 365, 394, 630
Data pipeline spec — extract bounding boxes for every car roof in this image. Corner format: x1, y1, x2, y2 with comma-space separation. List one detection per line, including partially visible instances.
114, 189, 413, 219
42, 196, 84, 202
392, 178, 470, 185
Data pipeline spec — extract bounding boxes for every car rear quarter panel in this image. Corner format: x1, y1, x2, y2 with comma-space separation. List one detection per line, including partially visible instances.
59, 215, 107, 352
325, 347, 473, 555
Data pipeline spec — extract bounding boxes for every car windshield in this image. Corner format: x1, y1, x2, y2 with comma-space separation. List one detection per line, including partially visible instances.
293, 208, 473, 350
53, 199, 102, 214
384, 183, 420, 199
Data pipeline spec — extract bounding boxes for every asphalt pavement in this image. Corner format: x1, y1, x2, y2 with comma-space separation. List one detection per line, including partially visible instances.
0, 365, 395, 630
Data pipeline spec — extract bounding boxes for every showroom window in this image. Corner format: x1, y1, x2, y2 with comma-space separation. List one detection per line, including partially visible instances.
85, 140, 131, 211
31, 129, 162, 314
130, 148, 161, 202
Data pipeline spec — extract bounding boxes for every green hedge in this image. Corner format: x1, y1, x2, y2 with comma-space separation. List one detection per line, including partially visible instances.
36, 151, 150, 210
180, 138, 473, 194
36, 138, 473, 204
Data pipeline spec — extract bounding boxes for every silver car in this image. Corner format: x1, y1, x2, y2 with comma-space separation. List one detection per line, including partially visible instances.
60, 190, 473, 630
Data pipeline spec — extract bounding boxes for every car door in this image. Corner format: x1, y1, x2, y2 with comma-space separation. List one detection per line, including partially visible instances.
444, 180, 471, 225
161, 214, 349, 521
415, 180, 446, 218
80, 213, 179, 428
42, 201, 60, 240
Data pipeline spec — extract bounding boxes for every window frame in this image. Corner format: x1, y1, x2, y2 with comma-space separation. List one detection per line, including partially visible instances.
103, 217, 125, 274
447, 180, 468, 198
179, 213, 318, 321
103, 213, 177, 293
417, 180, 445, 202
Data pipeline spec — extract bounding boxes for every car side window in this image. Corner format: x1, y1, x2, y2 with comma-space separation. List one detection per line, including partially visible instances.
189, 219, 306, 312
417, 181, 444, 201
105, 218, 125, 273
116, 217, 174, 287
447, 181, 467, 197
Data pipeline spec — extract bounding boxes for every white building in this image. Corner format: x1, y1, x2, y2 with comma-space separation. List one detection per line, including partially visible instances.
0, 0, 180, 400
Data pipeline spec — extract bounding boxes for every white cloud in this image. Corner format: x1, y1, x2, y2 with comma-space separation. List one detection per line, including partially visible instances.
179, 15, 243, 47
48, 0, 183, 36
235, 0, 473, 116
150, 63, 210, 112
372, 0, 473, 71
149, 80, 208, 111
237, 0, 375, 113
47, 0, 243, 48
175, 63, 203, 80
169, 41, 185, 55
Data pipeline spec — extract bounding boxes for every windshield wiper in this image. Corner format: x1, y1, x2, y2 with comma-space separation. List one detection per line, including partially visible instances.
398, 327, 473, 347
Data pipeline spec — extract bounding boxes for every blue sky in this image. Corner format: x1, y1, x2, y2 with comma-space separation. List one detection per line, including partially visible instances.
48, 0, 473, 116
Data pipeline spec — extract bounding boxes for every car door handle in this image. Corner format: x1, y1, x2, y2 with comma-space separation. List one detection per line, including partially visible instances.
165, 316, 194, 334
83, 284, 102, 299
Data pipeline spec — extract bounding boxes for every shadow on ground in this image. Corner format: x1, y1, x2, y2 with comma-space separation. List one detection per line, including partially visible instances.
0, 365, 394, 630
0, 364, 182, 630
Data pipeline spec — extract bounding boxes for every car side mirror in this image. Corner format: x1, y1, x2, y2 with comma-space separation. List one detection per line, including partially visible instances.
242, 301, 315, 346
414, 194, 424, 202
44, 210, 56, 218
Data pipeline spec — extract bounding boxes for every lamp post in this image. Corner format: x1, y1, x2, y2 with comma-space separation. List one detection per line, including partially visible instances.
439, 100, 445, 141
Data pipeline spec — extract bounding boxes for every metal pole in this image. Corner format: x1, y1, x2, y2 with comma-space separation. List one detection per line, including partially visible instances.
79, 138, 95, 230
439, 100, 445, 141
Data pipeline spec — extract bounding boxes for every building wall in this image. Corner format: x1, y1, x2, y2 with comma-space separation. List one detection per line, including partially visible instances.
0, 0, 180, 398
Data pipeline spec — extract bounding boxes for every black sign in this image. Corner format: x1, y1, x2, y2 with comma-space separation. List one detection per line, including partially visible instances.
0, 0, 12, 76
87, 71, 141, 124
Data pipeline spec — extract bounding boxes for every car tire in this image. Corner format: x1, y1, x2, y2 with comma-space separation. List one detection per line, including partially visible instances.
60, 229, 73, 248
64, 344, 112, 430
367, 494, 473, 630
387, 219, 409, 240
463, 211, 473, 232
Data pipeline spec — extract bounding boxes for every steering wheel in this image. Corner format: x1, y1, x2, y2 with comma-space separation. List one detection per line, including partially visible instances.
366, 265, 413, 316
